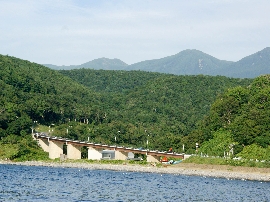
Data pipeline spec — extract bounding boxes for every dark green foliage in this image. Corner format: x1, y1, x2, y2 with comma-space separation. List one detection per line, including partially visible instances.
59, 69, 164, 93
0, 54, 102, 137
56, 68, 251, 151
0, 54, 261, 158
186, 75, 270, 156
6, 114, 32, 136
0, 135, 48, 161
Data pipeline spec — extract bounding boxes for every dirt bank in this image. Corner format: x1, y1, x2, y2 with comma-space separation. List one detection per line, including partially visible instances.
171, 163, 270, 174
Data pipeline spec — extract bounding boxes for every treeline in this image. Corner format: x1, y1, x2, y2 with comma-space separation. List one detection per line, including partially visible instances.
2, 54, 269, 160
56, 67, 252, 152
183, 75, 270, 158
59, 69, 164, 93
0, 55, 102, 137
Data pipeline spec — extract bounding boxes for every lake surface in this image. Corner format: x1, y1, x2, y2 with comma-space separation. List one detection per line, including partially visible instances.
0, 164, 269, 201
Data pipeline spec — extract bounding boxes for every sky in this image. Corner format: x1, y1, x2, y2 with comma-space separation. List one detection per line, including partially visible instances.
0, 0, 270, 65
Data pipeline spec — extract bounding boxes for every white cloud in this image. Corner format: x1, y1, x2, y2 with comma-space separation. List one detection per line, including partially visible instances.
0, 0, 269, 65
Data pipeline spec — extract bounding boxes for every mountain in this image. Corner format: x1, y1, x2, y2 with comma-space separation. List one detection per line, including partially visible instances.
127, 49, 233, 75
215, 47, 270, 78
44, 58, 128, 70
43, 48, 270, 78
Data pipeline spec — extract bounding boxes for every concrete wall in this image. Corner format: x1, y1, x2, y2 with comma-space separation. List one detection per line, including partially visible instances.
115, 150, 128, 160
37, 138, 50, 152
88, 147, 103, 160
49, 141, 63, 159
67, 144, 82, 160
60, 154, 67, 161
147, 155, 160, 163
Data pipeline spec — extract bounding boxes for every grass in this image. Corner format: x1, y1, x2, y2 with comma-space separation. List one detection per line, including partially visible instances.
34, 125, 49, 133
0, 136, 49, 162
0, 144, 19, 160
33, 158, 168, 168
45, 158, 155, 166
183, 156, 270, 168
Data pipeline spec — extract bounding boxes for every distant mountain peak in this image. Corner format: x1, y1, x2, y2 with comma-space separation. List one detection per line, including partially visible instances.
81, 58, 128, 67
43, 48, 270, 78
44, 58, 128, 70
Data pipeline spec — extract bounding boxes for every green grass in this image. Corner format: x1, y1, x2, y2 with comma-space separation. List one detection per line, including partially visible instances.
34, 125, 49, 133
40, 158, 161, 167
0, 135, 49, 162
183, 156, 270, 168
0, 144, 19, 160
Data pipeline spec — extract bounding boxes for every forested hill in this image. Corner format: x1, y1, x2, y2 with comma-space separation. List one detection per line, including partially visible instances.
0, 54, 103, 133
58, 68, 252, 150
59, 69, 165, 93
0, 54, 255, 155
44, 47, 270, 78
44, 58, 128, 71
182, 75, 270, 157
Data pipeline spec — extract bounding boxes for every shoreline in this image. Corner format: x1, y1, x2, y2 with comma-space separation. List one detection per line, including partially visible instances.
1, 160, 269, 182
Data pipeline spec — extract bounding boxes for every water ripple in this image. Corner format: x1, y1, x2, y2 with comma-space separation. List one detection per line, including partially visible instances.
0, 164, 269, 201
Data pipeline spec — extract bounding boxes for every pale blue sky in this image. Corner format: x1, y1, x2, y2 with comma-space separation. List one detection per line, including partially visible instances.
0, 0, 269, 65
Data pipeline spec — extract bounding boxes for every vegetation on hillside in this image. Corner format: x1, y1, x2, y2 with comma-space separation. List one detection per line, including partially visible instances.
59, 69, 164, 93
184, 75, 270, 160
0, 134, 48, 161
57, 68, 251, 151
1, 54, 269, 162
0, 54, 102, 129
45, 57, 128, 70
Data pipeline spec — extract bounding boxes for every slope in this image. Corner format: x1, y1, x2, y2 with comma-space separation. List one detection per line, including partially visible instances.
44, 58, 128, 70
59, 69, 165, 93
57, 68, 252, 151
127, 49, 233, 75
0, 54, 102, 137
44, 48, 270, 78
183, 74, 270, 153
216, 47, 270, 78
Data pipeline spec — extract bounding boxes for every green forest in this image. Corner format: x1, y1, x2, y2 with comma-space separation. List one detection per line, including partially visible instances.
0, 54, 269, 161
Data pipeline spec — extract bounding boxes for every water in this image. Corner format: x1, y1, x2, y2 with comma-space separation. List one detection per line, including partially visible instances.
0, 164, 269, 201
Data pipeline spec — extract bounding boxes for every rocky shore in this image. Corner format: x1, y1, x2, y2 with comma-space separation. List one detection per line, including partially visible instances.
1, 160, 269, 182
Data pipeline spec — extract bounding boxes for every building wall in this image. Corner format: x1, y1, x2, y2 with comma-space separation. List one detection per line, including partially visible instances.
88, 147, 102, 160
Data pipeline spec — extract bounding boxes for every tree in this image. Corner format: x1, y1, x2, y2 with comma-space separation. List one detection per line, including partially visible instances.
236, 144, 269, 161
199, 130, 237, 157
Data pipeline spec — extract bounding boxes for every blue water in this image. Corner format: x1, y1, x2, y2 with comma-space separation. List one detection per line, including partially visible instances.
0, 164, 269, 201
